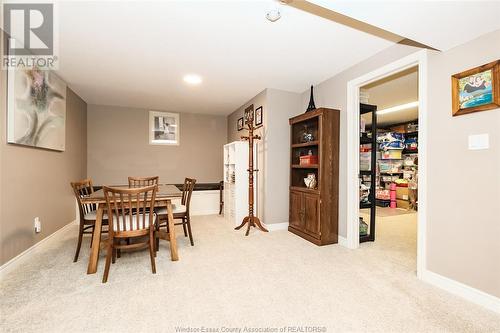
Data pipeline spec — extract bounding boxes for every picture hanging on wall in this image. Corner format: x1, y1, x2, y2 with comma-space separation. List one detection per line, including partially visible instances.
149, 111, 180, 145
7, 66, 67, 151
255, 106, 263, 127
237, 117, 244, 131
244, 104, 254, 125
451, 60, 499, 116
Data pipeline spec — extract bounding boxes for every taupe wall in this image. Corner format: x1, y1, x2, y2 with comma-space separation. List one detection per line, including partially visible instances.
0, 72, 88, 265
425, 31, 500, 298
87, 105, 226, 185
301, 31, 500, 297
265, 89, 301, 224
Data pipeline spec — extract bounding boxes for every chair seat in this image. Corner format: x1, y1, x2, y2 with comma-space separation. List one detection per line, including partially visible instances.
84, 210, 108, 221
156, 204, 186, 215
112, 214, 156, 232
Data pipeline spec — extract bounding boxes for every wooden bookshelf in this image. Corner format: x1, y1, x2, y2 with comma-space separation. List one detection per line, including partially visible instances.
288, 108, 339, 246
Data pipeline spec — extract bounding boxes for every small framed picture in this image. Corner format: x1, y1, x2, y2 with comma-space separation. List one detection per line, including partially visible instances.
255, 106, 263, 127
149, 111, 180, 145
237, 117, 244, 131
452, 60, 499, 116
244, 104, 254, 125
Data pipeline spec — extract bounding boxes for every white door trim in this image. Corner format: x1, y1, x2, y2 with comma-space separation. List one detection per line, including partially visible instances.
346, 49, 428, 278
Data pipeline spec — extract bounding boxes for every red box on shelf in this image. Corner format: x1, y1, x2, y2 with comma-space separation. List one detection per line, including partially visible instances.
299, 155, 318, 166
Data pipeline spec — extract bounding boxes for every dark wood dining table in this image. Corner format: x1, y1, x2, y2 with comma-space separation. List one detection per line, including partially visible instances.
82, 184, 183, 274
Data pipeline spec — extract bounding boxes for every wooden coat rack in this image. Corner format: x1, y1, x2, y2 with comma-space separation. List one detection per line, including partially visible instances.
235, 106, 268, 236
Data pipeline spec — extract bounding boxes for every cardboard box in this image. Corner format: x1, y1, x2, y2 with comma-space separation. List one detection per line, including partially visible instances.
397, 199, 410, 209
396, 187, 409, 200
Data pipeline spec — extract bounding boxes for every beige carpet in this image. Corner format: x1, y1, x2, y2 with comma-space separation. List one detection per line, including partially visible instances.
1, 215, 499, 332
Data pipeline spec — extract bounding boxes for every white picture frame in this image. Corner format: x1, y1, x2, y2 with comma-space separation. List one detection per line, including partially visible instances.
149, 111, 180, 145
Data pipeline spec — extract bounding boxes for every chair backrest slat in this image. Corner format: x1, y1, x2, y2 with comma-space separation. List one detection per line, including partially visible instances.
70, 179, 96, 221
182, 178, 197, 211
128, 176, 159, 188
103, 185, 157, 235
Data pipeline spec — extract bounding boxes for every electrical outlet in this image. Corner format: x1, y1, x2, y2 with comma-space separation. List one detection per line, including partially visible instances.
34, 217, 41, 233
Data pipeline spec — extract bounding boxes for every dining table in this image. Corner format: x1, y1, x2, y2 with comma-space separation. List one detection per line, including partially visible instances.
82, 184, 183, 274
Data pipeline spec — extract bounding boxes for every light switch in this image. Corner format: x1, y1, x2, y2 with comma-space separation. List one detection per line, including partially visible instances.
468, 134, 489, 150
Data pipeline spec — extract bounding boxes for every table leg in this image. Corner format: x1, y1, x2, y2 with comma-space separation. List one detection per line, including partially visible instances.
87, 204, 104, 274
167, 201, 178, 261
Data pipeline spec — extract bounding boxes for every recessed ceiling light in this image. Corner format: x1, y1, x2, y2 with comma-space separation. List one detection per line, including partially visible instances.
183, 74, 202, 85
377, 101, 419, 115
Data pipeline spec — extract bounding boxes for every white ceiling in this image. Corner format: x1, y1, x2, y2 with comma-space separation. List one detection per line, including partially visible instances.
309, 0, 500, 51
55, 0, 394, 115
48, 1, 500, 115
361, 67, 418, 127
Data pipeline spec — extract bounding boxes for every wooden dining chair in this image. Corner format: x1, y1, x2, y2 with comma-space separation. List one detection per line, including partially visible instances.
71, 179, 108, 262
157, 178, 196, 246
102, 184, 158, 283
128, 176, 159, 187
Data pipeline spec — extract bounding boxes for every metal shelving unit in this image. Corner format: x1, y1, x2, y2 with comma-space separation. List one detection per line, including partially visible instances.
359, 103, 377, 243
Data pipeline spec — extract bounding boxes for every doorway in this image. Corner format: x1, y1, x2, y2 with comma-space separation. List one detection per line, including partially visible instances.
358, 66, 419, 267
346, 50, 428, 278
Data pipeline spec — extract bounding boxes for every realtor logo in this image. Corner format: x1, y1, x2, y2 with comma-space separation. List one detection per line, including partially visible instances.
2, 2, 58, 69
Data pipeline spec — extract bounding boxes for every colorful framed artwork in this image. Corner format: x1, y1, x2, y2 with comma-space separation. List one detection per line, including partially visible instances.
237, 117, 244, 131
149, 111, 180, 145
452, 60, 500, 116
7, 66, 67, 151
255, 106, 263, 127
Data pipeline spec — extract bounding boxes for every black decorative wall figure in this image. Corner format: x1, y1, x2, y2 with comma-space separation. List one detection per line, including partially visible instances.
306, 85, 316, 112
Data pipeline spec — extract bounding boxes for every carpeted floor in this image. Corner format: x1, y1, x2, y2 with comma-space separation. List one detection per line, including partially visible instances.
1, 215, 499, 332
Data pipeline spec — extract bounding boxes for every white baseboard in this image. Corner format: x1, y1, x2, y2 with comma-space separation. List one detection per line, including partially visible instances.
421, 269, 500, 314
264, 222, 289, 231
338, 236, 348, 247
0, 220, 76, 278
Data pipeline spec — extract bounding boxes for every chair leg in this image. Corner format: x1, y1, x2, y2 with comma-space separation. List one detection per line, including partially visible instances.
90, 225, 94, 248
182, 217, 188, 237
219, 183, 223, 215
186, 214, 194, 246
117, 240, 122, 258
102, 240, 113, 283
112, 247, 116, 264
149, 231, 156, 274
73, 222, 84, 262
155, 223, 160, 253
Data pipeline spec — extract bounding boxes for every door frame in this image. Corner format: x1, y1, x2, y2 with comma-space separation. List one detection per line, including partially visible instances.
345, 49, 428, 278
